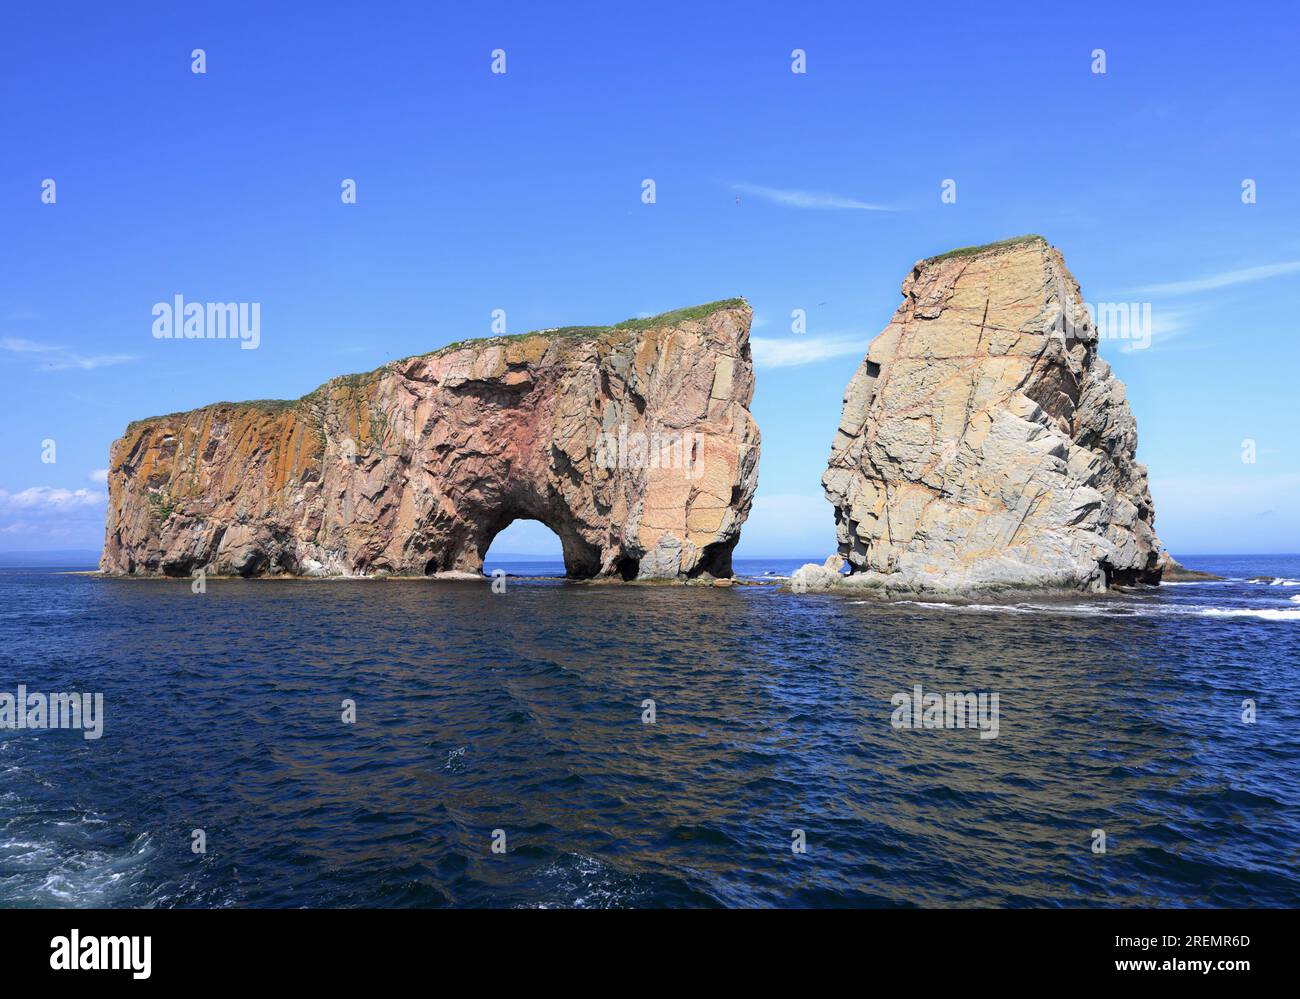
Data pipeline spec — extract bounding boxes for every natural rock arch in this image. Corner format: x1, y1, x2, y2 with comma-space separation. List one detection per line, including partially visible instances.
101, 301, 760, 581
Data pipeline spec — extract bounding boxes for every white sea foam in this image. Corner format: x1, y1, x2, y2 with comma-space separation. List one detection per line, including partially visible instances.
887, 600, 1111, 617
532, 853, 643, 908
0, 808, 154, 906
445, 745, 468, 771
858, 599, 1300, 622
1197, 607, 1300, 621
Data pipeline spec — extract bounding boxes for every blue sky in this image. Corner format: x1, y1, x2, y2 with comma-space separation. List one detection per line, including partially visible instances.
2, 1, 1297, 558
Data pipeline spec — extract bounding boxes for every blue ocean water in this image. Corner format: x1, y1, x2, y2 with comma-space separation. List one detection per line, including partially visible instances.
1, 554, 1298, 908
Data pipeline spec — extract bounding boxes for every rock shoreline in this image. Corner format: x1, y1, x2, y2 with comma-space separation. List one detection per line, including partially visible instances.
85, 569, 768, 586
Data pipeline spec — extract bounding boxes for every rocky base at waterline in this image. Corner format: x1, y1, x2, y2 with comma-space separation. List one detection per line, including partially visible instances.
90, 568, 753, 587
1156, 553, 1224, 583
786, 552, 1218, 596
817, 235, 1164, 595
782, 554, 1100, 596
101, 300, 760, 581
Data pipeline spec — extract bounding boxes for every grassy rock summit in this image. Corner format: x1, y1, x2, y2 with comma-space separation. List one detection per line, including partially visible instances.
809, 235, 1163, 594
101, 300, 760, 580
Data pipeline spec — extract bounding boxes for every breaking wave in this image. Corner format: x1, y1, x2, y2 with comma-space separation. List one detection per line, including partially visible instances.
1197, 607, 1300, 621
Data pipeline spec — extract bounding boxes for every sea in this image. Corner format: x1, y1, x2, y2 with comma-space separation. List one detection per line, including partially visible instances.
1, 554, 1297, 908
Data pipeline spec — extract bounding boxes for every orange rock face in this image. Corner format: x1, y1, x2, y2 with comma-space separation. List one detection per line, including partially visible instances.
101, 301, 760, 579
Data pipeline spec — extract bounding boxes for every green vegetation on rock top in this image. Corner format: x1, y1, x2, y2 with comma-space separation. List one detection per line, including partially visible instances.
923, 234, 1047, 264
122, 298, 747, 432
125, 398, 297, 432
427, 297, 748, 355
612, 297, 748, 331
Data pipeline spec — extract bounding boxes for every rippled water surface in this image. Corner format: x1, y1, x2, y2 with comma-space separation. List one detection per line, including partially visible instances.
2, 555, 1298, 907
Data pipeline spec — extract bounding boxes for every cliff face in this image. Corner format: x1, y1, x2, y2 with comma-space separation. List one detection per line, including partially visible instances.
819, 236, 1162, 592
101, 300, 760, 580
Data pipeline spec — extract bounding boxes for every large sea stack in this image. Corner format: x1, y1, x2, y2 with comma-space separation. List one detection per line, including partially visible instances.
814, 235, 1162, 593
101, 300, 760, 580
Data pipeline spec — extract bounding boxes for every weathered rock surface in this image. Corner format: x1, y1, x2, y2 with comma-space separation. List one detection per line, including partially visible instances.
817, 235, 1162, 593
789, 555, 845, 593
1157, 552, 1223, 582
101, 301, 760, 580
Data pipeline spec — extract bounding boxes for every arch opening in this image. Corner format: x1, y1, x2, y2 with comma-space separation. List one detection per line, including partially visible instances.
480, 512, 602, 580
482, 518, 563, 577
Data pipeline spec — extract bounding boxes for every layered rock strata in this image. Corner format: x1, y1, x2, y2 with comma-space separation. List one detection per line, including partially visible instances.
101, 300, 760, 580
813, 235, 1162, 594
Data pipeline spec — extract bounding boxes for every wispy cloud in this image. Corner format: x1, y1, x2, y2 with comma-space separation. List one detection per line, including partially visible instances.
1132, 260, 1300, 297
732, 183, 897, 212
1, 337, 135, 371
751, 334, 865, 369
88, 469, 109, 485
1116, 304, 1201, 354
1, 337, 51, 354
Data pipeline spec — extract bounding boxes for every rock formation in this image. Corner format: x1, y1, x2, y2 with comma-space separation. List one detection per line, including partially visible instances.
815, 235, 1162, 593
1156, 552, 1223, 583
101, 300, 760, 580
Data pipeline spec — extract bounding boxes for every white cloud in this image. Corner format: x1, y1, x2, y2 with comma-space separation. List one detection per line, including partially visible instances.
0, 487, 107, 511
0, 486, 108, 550
1132, 260, 1300, 297
0, 337, 135, 371
751, 334, 866, 369
88, 468, 109, 484
732, 183, 897, 212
